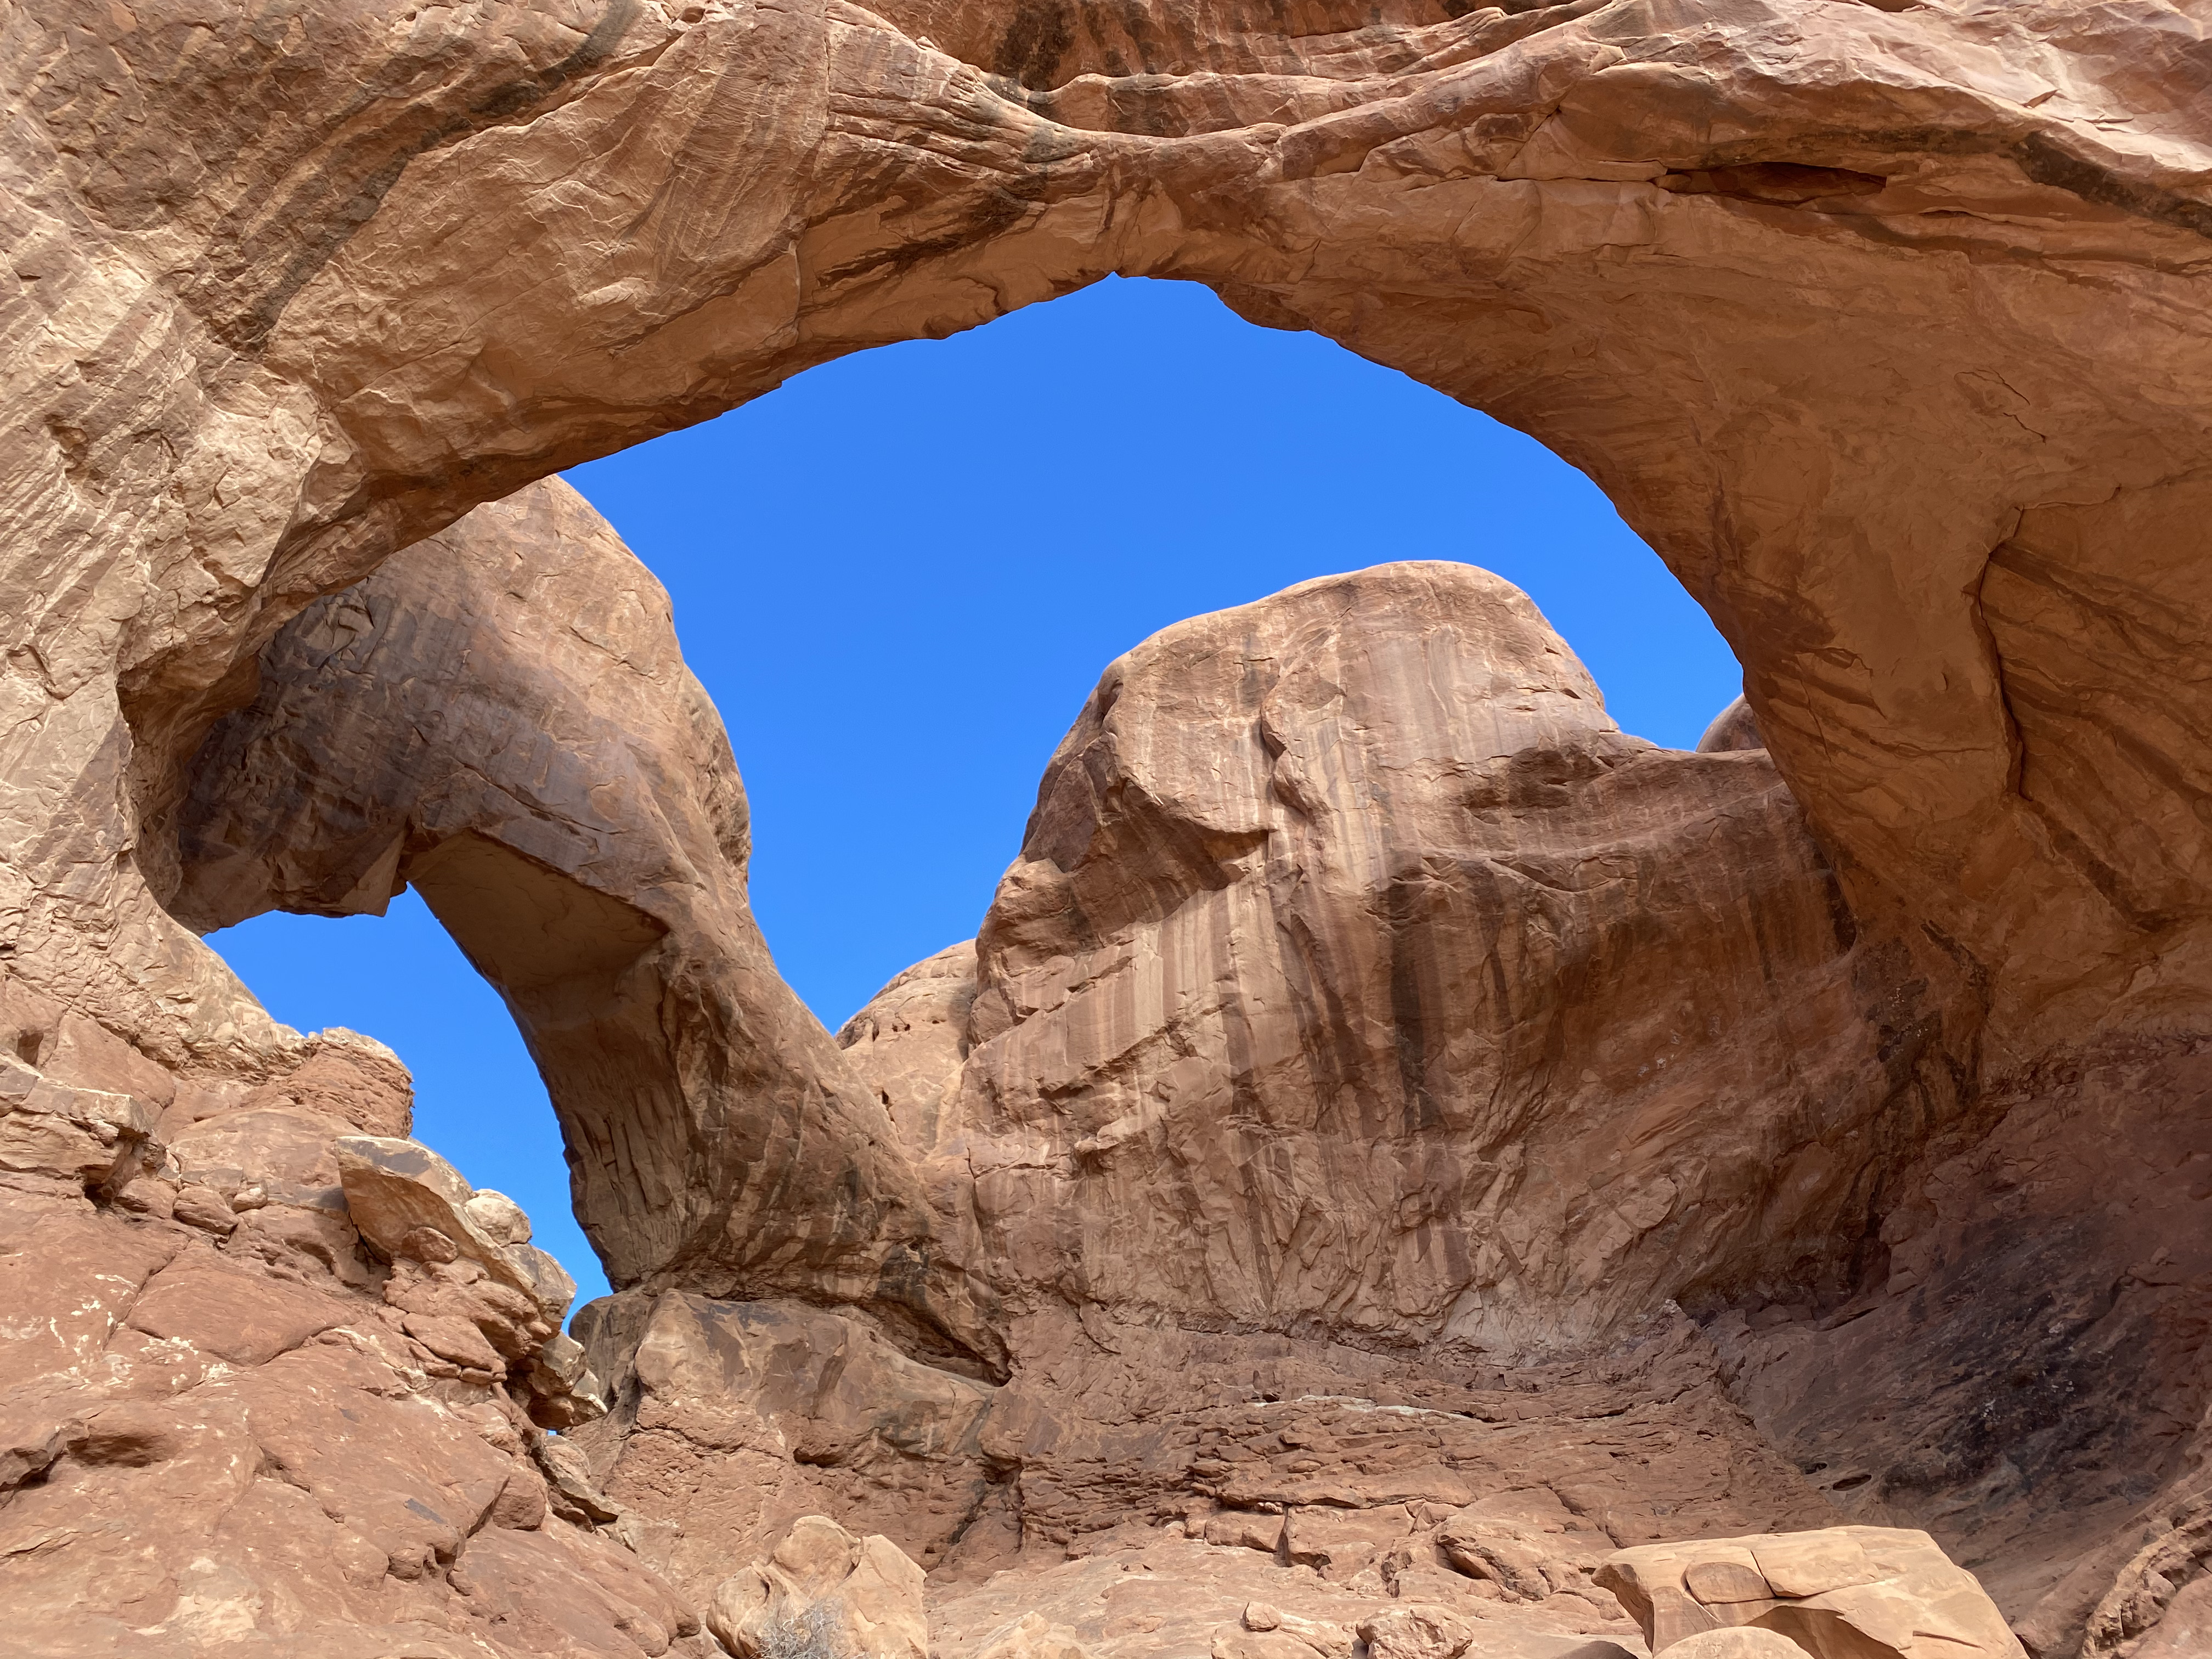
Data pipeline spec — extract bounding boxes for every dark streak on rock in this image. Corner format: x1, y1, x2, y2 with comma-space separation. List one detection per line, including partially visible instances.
2012, 131, 2212, 242
204, 0, 644, 356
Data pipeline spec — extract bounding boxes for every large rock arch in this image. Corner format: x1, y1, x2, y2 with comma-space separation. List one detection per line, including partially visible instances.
167, 477, 1002, 1365
5, 0, 2204, 1070
4, 0, 2210, 1653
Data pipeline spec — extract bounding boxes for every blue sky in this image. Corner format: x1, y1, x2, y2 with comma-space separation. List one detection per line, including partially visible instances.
206, 276, 1741, 1311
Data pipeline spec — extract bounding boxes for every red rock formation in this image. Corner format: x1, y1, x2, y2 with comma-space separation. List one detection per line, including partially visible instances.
900, 563, 1972, 1349
4, 0, 2204, 1086
170, 477, 994, 1364
0, 1019, 707, 1655
5, 0, 2212, 1652
1596, 1526, 2024, 1657
567, 561, 1979, 1651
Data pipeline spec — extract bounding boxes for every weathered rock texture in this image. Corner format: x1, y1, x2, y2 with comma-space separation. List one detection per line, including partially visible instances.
557, 561, 2096, 1652
0, 1011, 712, 1656
6, 0, 2208, 1092
1596, 1525, 2025, 1656
871, 562, 1972, 1351
603, 559, 2197, 1658
171, 476, 994, 1364
705, 1514, 930, 1659
6, 0, 2212, 1654
572, 1278, 1836, 1602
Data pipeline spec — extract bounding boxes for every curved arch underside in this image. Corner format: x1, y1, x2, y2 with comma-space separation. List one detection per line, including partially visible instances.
8, 0, 2203, 1064
4, 0, 2211, 1652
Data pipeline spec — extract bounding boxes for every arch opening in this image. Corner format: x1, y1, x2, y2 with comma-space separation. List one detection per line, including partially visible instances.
194, 273, 1743, 1340
12, 0, 2210, 1647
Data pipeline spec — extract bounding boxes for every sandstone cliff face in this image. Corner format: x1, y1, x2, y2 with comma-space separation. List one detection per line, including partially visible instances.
573, 1279, 1841, 1654
818, 567, 2205, 1651
5, 1, 2212, 1655
4, 0, 2207, 1094
0, 1007, 710, 1656
878, 563, 1970, 1353
563, 563, 2029, 1647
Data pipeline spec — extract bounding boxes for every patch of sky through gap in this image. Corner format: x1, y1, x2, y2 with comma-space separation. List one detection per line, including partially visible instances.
206, 275, 1742, 1312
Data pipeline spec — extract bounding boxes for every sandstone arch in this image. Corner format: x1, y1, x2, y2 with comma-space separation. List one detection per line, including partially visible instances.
170, 477, 1000, 1363
5, 0, 2212, 1652
5, 0, 2205, 1076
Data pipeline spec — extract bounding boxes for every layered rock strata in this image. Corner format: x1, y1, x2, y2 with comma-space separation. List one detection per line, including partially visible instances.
1595, 1526, 2025, 1657
5, 0, 2208, 1098
580, 563, 2205, 1654
5, 1, 2212, 1654
849, 562, 1973, 1351
561, 565, 1994, 1652
573, 1281, 1832, 1594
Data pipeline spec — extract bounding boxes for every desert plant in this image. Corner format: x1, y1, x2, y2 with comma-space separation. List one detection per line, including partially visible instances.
760, 1599, 847, 1659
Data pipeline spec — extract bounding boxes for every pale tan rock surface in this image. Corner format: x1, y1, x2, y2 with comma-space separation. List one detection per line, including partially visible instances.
1652, 1634, 1803, 1659
975, 1612, 1102, 1659
1596, 1526, 2025, 1658
706, 1515, 930, 1659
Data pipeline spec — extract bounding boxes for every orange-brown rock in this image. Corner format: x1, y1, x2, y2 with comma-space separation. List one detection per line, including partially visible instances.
572, 1276, 1846, 1641
558, 560, 1962, 1641
4, 0, 2206, 1113
567, 1288, 1000, 1590
926, 1524, 1645, 1659
819, 565, 2206, 1654
1694, 698, 1762, 757
0, 1037, 711, 1656
6, 0, 2212, 1654
171, 476, 994, 1363
851, 562, 1971, 1350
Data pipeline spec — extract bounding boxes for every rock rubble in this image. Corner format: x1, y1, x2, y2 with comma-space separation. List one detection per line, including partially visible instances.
0, 1026, 703, 1655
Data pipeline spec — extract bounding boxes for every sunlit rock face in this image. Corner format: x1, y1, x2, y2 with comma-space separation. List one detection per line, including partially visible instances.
857, 563, 1971, 1349
566, 563, 1924, 1631
5, 0, 2206, 1083
0, 1006, 713, 1656
828, 562, 2212, 1649
5, 0, 2212, 1652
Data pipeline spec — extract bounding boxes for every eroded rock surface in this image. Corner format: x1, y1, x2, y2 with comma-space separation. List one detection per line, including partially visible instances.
871, 563, 1971, 1351
6, 0, 2212, 1653
1596, 1526, 2025, 1657
573, 1280, 1832, 1609
555, 562, 1951, 1646
706, 1515, 930, 1659
172, 477, 993, 1364
0, 1011, 707, 1656
820, 567, 2207, 1654
6, 0, 2209, 1124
